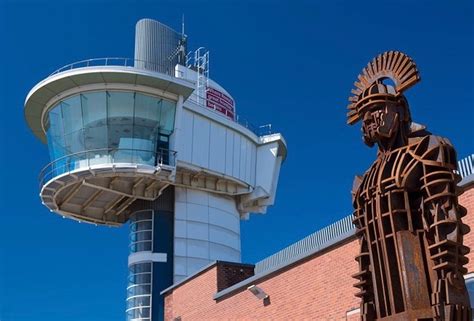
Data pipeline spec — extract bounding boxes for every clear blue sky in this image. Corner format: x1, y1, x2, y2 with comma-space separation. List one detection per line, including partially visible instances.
0, 0, 472, 320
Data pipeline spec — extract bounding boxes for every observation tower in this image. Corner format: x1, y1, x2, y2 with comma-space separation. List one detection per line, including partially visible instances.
24, 19, 286, 321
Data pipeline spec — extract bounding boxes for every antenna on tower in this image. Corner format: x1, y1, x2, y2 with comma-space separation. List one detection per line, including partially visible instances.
175, 14, 187, 66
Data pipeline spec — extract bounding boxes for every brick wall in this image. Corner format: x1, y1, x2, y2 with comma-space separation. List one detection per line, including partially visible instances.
460, 185, 474, 272
164, 184, 474, 320
165, 238, 360, 320
165, 267, 218, 320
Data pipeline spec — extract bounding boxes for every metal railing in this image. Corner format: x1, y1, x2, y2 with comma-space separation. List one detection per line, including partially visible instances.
48, 57, 275, 137
187, 93, 275, 136
49, 57, 175, 76
236, 119, 273, 137
39, 147, 176, 188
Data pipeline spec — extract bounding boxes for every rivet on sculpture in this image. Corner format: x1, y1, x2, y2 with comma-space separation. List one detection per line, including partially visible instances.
348, 51, 472, 320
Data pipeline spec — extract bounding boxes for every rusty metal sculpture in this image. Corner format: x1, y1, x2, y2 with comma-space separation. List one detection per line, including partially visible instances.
348, 51, 472, 320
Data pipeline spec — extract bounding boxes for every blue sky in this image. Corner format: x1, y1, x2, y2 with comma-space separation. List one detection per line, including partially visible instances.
0, 0, 472, 320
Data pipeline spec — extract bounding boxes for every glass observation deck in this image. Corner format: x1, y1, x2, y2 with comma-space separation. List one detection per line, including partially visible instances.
41, 90, 176, 184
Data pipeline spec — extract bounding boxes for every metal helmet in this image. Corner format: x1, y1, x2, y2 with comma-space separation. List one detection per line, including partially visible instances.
347, 51, 421, 125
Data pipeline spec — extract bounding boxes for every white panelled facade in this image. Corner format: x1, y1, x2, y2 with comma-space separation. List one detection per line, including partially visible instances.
174, 187, 241, 283
256, 141, 280, 195
171, 71, 286, 284
209, 122, 226, 173
191, 114, 210, 168
225, 130, 234, 176
178, 108, 257, 186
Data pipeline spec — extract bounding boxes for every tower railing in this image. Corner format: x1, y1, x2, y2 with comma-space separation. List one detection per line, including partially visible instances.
186, 93, 275, 137
39, 147, 177, 188
49, 57, 175, 76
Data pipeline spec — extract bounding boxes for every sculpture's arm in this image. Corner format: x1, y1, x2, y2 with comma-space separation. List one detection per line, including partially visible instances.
418, 136, 471, 314
351, 176, 375, 320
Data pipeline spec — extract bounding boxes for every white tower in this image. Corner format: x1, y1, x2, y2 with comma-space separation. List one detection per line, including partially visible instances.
24, 19, 286, 321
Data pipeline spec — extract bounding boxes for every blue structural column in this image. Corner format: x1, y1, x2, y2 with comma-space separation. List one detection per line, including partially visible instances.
126, 187, 174, 321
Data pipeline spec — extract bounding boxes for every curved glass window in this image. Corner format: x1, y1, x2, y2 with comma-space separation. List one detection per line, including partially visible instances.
127, 262, 152, 321
129, 211, 154, 254
44, 90, 176, 180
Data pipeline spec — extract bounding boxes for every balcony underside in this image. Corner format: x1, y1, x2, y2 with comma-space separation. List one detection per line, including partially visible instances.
40, 163, 175, 226
39, 160, 260, 225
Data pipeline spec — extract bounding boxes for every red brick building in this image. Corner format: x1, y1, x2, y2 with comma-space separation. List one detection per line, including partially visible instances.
162, 155, 474, 320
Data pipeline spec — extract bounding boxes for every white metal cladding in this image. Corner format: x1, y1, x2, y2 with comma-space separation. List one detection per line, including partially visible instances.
173, 187, 241, 283
177, 109, 257, 186
134, 19, 183, 75
253, 154, 474, 275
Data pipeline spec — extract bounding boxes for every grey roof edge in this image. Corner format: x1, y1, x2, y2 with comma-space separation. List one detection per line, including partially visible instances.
213, 227, 356, 301
254, 214, 355, 274
160, 260, 255, 296
457, 154, 474, 187
460, 174, 474, 189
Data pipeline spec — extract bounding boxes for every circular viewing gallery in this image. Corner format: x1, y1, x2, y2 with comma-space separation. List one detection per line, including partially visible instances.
42, 90, 176, 182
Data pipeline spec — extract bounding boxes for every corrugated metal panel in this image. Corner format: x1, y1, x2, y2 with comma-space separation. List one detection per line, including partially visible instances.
134, 19, 183, 75
458, 154, 474, 179
254, 215, 355, 274
254, 154, 473, 275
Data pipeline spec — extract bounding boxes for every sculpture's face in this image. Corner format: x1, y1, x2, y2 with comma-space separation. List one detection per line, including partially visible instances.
361, 103, 400, 147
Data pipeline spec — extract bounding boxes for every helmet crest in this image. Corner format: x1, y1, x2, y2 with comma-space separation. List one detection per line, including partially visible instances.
347, 51, 421, 124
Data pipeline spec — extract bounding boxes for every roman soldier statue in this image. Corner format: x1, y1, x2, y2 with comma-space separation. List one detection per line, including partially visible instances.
348, 51, 471, 320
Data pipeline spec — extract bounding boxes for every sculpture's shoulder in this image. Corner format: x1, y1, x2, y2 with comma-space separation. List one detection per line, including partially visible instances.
351, 174, 363, 202
351, 159, 378, 204
408, 134, 457, 170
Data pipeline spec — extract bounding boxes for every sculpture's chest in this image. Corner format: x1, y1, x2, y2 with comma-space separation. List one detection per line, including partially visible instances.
357, 147, 417, 203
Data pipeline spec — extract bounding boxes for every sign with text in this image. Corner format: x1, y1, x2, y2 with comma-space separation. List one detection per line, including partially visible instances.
206, 87, 235, 120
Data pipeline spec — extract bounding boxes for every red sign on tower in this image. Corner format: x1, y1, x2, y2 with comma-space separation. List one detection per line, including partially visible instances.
206, 87, 235, 120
